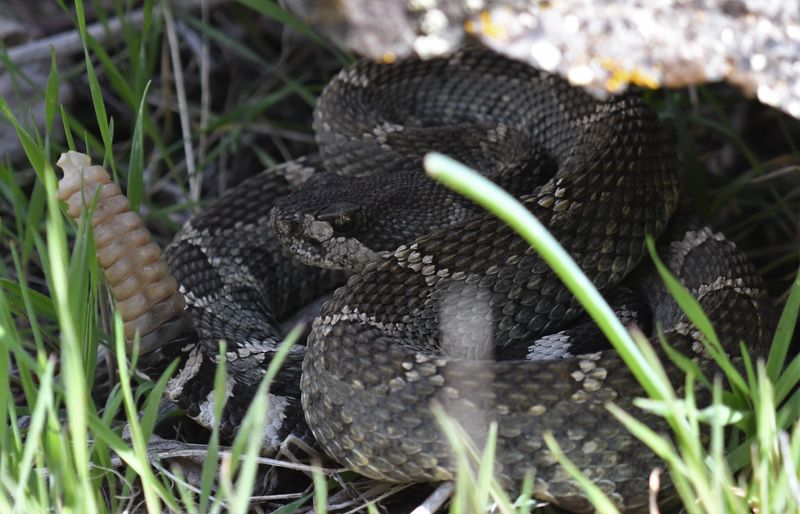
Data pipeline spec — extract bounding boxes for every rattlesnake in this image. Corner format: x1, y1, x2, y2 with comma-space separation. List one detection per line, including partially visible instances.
57, 48, 768, 512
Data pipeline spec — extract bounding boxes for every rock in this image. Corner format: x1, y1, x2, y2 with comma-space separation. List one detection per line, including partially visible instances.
286, 0, 800, 119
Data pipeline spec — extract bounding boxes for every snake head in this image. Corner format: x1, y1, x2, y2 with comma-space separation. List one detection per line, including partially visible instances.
271, 191, 381, 271
270, 168, 477, 272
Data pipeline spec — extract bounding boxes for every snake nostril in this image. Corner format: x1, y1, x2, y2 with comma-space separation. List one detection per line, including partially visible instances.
273, 214, 303, 237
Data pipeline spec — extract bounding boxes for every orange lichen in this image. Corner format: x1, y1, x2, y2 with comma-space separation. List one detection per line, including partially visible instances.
601, 58, 660, 92
464, 19, 476, 34
465, 11, 507, 39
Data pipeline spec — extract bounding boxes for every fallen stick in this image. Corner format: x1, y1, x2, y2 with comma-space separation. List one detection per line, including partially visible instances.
5, 0, 229, 66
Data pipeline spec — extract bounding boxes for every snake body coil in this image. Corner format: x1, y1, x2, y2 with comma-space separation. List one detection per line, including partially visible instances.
58, 49, 768, 513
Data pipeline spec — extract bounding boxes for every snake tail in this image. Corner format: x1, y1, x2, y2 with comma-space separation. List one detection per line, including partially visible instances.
56, 151, 191, 354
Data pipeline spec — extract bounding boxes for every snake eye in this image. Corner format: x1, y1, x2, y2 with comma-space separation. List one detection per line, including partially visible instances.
333, 213, 356, 233
317, 202, 361, 235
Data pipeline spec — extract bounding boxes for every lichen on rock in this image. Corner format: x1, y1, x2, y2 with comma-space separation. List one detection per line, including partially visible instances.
286, 0, 800, 119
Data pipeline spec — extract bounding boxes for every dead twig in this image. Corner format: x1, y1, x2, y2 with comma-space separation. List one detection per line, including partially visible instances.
163, 1, 200, 205
5, 0, 230, 66
409, 482, 454, 514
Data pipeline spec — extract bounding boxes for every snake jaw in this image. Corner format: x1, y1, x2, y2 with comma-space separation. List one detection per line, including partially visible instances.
270, 206, 379, 271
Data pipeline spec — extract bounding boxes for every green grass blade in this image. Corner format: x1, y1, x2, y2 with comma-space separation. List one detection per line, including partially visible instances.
22, 181, 46, 266
0, 164, 26, 240
84, 25, 137, 108
739, 341, 758, 402
431, 405, 474, 513
80, 23, 167, 159
234, 0, 350, 64
113, 315, 178, 512
514, 473, 535, 514
60, 110, 104, 153
644, 237, 720, 346
11, 357, 55, 506
271, 492, 313, 513
0, 280, 40, 410
0, 279, 56, 322
424, 152, 668, 402
767, 266, 800, 381
658, 330, 711, 390
137, 0, 156, 91
644, 237, 750, 397
430, 403, 517, 514
776, 353, 800, 406
44, 49, 59, 150
9, 250, 48, 357
127, 81, 151, 211
74, 0, 116, 172
312, 464, 328, 514
60, 104, 76, 150
543, 432, 621, 514
606, 403, 706, 511
475, 422, 497, 511
0, 291, 13, 462
199, 341, 227, 513
0, 97, 47, 178
139, 360, 178, 443
227, 326, 303, 514
87, 413, 170, 488
43, 164, 100, 513
754, 361, 778, 513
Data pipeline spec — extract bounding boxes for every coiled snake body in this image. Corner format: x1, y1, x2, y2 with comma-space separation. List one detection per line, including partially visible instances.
58, 49, 768, 513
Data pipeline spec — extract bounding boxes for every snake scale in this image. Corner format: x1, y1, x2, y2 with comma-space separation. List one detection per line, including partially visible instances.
57, 48, 769, 512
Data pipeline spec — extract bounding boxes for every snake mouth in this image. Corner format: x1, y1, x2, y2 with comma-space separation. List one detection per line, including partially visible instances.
284, 238, 329, 267
283, 237, 371, 272
271, 210, 334, 267
277, 228, 378, 272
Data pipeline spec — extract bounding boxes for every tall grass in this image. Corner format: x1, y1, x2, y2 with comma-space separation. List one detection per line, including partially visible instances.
0, 0, 329, 512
